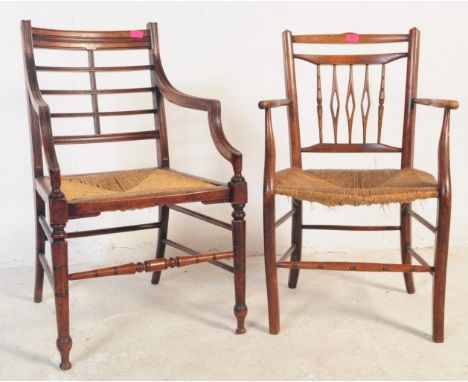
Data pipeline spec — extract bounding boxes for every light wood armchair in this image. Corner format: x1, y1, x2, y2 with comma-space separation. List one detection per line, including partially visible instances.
260, 28, 458, 342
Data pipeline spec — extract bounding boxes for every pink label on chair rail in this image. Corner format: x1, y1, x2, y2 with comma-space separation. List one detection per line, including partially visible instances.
130, 30, 144, 39
345, 33, 359, 42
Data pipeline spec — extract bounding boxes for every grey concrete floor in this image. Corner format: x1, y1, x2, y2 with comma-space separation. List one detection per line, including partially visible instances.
1, 247, 467, 380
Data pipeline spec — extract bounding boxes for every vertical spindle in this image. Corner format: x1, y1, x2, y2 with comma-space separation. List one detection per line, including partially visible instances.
317, 65, 323, 143
345, 65, 356, 143
377, 64, 386, 143
330, 64, 340, 143
361, 64, 371, 143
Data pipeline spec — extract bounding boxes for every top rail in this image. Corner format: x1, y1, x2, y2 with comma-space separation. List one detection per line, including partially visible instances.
32, 27, 150, 39
32, 27, 151, 50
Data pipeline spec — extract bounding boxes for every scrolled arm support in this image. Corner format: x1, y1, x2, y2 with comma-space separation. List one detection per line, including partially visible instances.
35, 116, 62, 196
414, 97, 457, 198
262, 109, 277, 196
438, 109, 451, 199
26, 77, 62, 196
151, 55, 242, 176
259, 98, 293, 196
259, 98, 291, 193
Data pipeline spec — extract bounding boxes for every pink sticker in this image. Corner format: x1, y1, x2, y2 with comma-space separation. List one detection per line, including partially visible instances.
130, 30, 144, 39
345, 33, 359, 42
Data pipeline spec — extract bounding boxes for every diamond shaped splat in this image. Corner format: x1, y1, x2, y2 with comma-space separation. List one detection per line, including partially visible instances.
331, 90, 340, 118
345, 65, 356, 142
361, 87, 370, 116
361, 65, 371, 143
329, 65, 340, 143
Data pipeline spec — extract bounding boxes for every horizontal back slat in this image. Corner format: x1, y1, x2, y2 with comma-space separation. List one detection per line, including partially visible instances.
301, 143, 402, 153
33, 40, 150, 50
54, 130, 159, 144
41, 87, 155, 95
294, 52, 407, 65
36, 65, 154, 72
292, 33, 408, 44
51, 109, 157, 118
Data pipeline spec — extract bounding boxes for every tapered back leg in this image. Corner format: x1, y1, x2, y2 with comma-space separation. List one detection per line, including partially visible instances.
34, 192, 46, 303
400, 203, 416, 293
288, 199, 303, 289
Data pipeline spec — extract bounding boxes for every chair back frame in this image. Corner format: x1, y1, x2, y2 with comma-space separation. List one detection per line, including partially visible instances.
21, 21, 171, 191
282, 28, 420, 169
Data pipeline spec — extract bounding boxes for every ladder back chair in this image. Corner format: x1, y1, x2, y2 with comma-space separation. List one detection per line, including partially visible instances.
21, 20, 247, 370
260, 28, 458, 342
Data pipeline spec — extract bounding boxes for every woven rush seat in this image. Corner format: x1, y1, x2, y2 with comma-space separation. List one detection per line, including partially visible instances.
61, 168, 222, 202
274, 167, 438, 206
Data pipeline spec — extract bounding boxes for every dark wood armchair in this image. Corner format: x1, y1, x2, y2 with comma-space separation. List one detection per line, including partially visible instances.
260, 29, 458, 342
21, 20, 247, 370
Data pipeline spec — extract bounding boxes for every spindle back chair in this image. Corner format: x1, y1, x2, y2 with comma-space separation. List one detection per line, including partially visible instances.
260, 28, 458, 342
22, 20, 247, 370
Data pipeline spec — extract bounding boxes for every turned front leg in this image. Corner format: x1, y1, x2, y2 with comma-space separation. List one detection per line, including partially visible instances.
232, 204, 247, 334
51, 224, 72, 370
151, 206, 170, 285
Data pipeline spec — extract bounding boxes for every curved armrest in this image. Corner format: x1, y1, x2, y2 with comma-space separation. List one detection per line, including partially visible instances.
24, 61, 49, 115
27, 84, 49, 114
151, 55, 242, 175
22, 24, 62, 196
25, 78, 62, 195
413, 98, 459, 110
258, 99, 291, 110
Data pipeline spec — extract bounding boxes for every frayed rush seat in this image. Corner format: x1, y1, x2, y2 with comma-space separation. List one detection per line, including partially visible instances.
61, 168, 222, 202
274, 168, 438, 206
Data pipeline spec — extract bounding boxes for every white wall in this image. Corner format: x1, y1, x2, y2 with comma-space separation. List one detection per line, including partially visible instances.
1, 1, 467, 268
